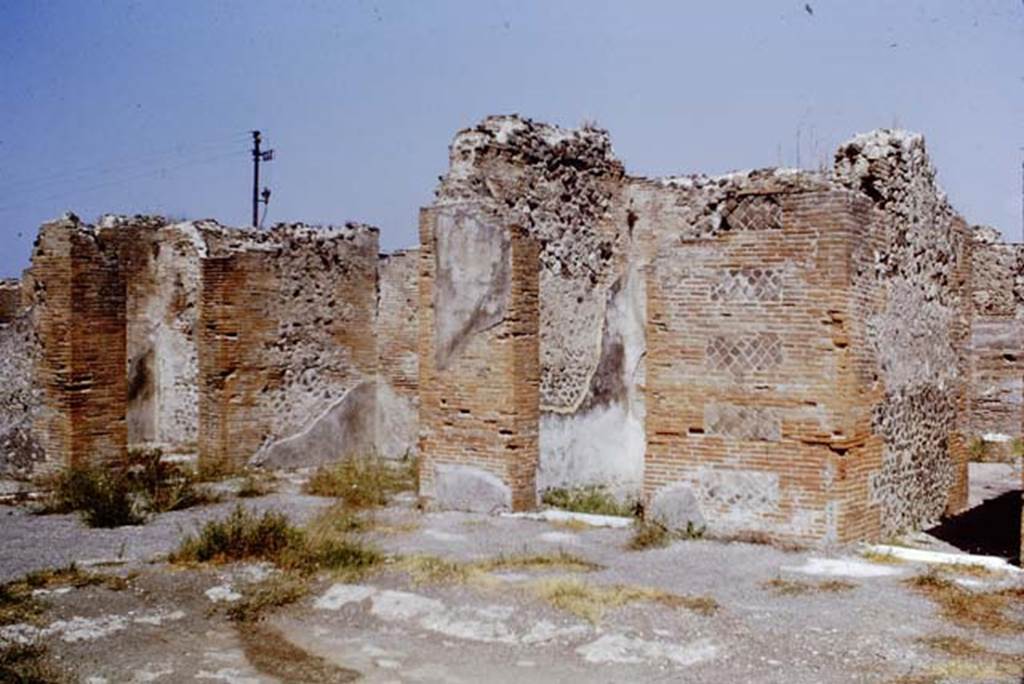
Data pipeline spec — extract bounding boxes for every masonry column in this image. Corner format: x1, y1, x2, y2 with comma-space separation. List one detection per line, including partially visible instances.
197, 252, 275, 473
32, 217, 127, 470
418, 204, 540, 512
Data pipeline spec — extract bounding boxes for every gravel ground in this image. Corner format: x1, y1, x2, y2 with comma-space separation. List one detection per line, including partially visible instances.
0, 463, 1020, 683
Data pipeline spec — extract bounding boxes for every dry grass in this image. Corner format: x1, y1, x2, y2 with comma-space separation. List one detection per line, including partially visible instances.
1, 564, 130, 626
0, 641, 70, 683
37, 448, 219, 527
861, 549, 906, 565
916, 634, 1024, 679
304, 457, 415, 509
762, 577, 857, 596
540, 486, 636, 517
475, 550, 601, 574
628, 521, 671, 550
395, 550, 601, 586
226, 574, 310, 623
548, 517, 591, 532
236, 472, 274, 499
171, 505, 381, 579
531, 576, 717, 624
396, 555, 481, 586
905, 571, 1023, 633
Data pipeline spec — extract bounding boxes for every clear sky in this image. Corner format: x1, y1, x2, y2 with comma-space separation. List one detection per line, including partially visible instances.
1, 0, 1022, 277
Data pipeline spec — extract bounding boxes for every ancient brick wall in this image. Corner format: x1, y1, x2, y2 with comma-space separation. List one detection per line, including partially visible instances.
644, 182, 878, 543
435, 116, 642, 500
835, 130, 973, 535
97, 217, 205, 455
963, 227, 1024, 458
376, 249, 420, 459
418, 205, 540, 512
198, 224, 379, 471
30, 216, 127, 470
0, 279, 21, 324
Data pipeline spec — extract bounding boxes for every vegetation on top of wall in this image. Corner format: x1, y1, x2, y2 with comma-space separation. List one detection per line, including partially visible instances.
540, 485, 638, 518
304, 456, 416, 509
36, 448, 218, 527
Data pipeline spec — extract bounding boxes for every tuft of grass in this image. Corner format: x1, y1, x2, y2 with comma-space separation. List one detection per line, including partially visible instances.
475, 550, 602, 574
0, 642, 70, 683
172, 506, 297, 564
226, 574, 310, 623
396, 550, 602, 586
171, 505, 382, 579
540, 486, 637, 517
916, 634, 1024, 678
1, 564, 131, 626
628, 521, 670, 550
531, 576, 717, 624
762, 577, 857, 596
397, 555, 480, 586
236, 473, 273, 499
37, 448, 218, 527
905, 571, 1022, 633
861, 549, 905, 565
548, 517, 591, 532
304, 456, 415, 509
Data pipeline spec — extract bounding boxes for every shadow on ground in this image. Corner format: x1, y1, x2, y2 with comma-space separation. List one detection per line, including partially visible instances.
927, 490, 1022, 566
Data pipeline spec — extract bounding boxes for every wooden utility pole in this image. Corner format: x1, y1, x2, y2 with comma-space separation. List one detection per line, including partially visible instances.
251, 130, 274, 228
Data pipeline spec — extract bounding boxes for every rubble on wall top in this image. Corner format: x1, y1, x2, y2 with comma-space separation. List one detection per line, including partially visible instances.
655, 166, 830, 193
438, 113, 624, 203
971, 225, 1004, 245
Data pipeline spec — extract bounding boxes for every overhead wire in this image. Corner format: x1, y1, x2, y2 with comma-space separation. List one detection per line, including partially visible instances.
0, 132, 251, 195
0, 147, 249, 214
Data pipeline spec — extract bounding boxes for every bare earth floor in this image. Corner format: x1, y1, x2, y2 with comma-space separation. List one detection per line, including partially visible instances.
0, 464, 1021, 683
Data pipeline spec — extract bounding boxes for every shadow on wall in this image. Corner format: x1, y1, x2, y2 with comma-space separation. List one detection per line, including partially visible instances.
926, 490, 1021, 566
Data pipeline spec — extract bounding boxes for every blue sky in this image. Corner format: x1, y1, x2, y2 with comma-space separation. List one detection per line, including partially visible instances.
1, 0, 1021, 277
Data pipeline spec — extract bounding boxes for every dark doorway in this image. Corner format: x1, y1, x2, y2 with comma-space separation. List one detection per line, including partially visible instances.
926, 490, 1022, 566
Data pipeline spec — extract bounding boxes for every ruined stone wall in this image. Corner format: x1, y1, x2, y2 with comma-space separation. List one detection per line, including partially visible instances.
642, 177, 879, 543
418, 205, 540, 512
963, 227, 1024, 457
435, 116, 643, 498
834, 130, 972, 535
97, 217, 205, 455
198, 224, 379, 471
0, 311, 42, 478
376, 249, 419, 460
0, 279, 21, 323
30, 216, 127, 470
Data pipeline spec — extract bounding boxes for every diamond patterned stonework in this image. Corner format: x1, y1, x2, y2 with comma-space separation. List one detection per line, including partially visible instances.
706, 333, 783, 377
709, 268, 783, 303
727, 196, 782, 231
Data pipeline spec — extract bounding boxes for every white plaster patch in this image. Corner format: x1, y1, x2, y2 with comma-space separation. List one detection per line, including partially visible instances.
538, 531, 580, 545
521, 620, 589, 645
205, 585, 242, 603
49, 615, 128, 643
783, 558, 904, 578
195, 669, 261, 683
371, 590, 445, 621
863, 544, 1021, 574
503, 509, 632, 528
576, 634, 718, 666
423, 529, 466, 542
315, 584, 377, 610
131, 610, 185, 626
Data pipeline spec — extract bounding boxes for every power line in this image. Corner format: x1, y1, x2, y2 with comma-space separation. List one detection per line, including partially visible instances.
0, 148, 247, 214
0, 134, 251, 194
